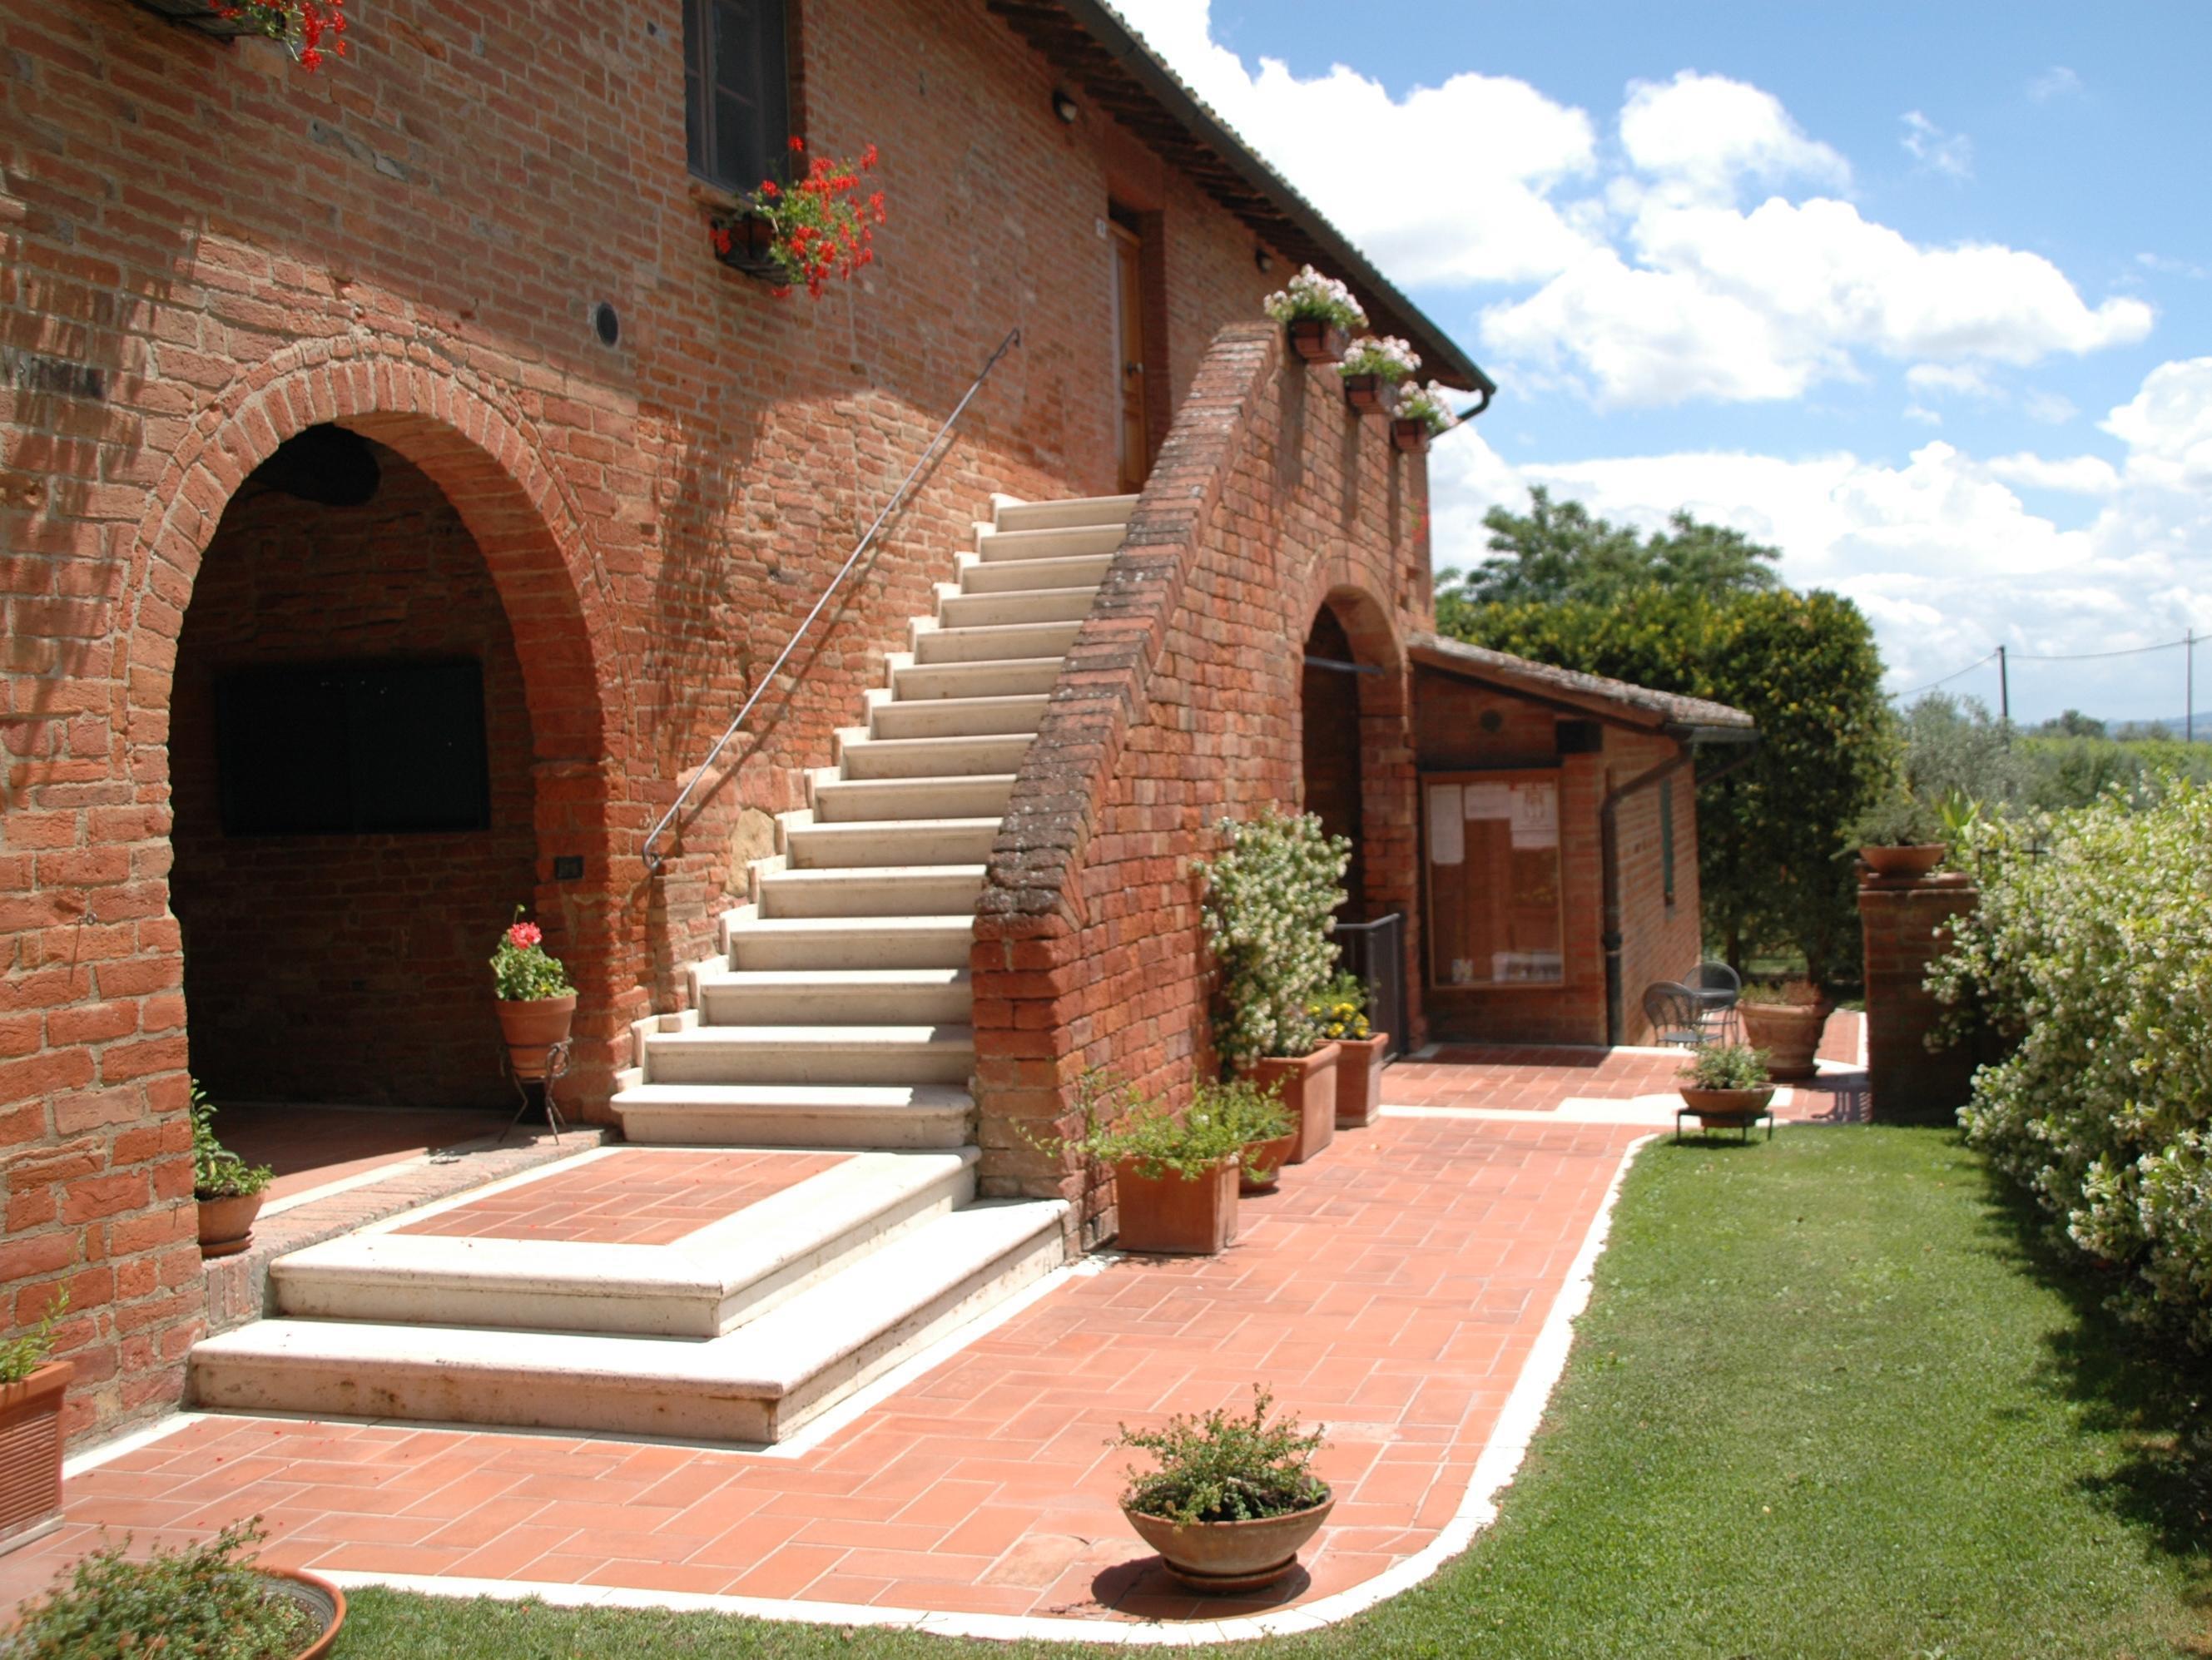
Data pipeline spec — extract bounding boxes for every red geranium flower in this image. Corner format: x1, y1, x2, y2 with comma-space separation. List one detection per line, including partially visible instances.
506, 922, 543, 950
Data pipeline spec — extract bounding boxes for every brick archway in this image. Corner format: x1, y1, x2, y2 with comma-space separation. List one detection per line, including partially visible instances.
120, 345, 640, 1101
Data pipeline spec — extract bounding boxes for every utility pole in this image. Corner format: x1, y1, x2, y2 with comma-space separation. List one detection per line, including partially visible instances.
1997, 645, 2009, 733
2190, 631, 2197, 744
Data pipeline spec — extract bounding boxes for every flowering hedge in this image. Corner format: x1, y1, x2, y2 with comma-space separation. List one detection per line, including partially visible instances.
1194, 807, 1350, 1068
1928, 780, 2212, 1349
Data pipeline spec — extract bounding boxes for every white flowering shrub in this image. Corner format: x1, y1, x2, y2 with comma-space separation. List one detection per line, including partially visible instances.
1393, 381, 1460, 434
1195, 807, 1351, 1068
1337, 335, 1421, 383
1262, 265, 1367, 332
1928, 780, 2212, 1349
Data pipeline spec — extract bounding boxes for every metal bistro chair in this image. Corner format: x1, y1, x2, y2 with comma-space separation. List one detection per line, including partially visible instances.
1686, 960, 1742, 1042
1644, 980, 1711, 1048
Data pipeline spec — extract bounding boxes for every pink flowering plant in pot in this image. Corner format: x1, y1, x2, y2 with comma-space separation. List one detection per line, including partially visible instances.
1262, 265, 1366, 364
491, 909, 576, 1080
1337, 334, 1420, 414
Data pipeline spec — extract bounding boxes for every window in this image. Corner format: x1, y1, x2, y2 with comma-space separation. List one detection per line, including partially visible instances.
216, 661, 491, 836
1659, 776, 1677, 906
1423, 772, 1565, 987
682, 0, 791, 194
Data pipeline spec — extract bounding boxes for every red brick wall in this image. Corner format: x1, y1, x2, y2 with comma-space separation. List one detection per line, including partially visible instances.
1860, 872, 1981, 1122
0, 0, 1311, 1437
169, 443, 538, 1107
971, 324, 1428, 1231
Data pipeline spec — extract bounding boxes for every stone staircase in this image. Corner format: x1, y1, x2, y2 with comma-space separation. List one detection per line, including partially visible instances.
188, 492, 1135, 1445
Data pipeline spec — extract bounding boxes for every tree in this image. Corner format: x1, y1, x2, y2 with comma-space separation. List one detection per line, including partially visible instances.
1443, 485, 1783, 611
2036, 708, 2107, 740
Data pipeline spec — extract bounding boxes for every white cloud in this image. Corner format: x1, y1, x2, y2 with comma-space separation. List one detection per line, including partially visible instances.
1901, 111, 1973, 181
2028, 66, 2084, 102
2101, 358, 2212, 489
2024, 389, 2080, 425
1986, 453, 2123, 494
1618, 72, 1850, 202
1907, 363, 1998, 399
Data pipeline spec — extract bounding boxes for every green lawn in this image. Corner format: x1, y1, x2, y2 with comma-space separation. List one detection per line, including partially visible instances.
338, 1128, 2209, 1658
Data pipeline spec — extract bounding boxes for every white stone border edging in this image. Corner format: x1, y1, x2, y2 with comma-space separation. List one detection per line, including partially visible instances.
315, 1131, 1662, 1647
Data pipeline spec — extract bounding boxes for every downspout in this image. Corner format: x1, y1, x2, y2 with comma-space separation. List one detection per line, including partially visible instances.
1601, 736, 1761, 1046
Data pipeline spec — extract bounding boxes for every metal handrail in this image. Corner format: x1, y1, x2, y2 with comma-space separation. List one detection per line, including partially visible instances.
641, 326, 1023, 874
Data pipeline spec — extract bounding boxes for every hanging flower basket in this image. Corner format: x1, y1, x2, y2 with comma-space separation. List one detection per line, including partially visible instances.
133, 0, 348, 68
130, 0, 260, 37
1287, 320, 1349, 364
711, 138, 885, 298
710, 211, 782, 280
1263, 266, 1366, 365
1337, 335, 1420, 416
1389, 418, 1428, 453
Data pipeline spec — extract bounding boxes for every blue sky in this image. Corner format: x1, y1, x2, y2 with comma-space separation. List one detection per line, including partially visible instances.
1113, 2, 2212, 725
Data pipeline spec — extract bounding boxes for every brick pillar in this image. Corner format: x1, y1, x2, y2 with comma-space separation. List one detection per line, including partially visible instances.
1858, 870, 1980, 1123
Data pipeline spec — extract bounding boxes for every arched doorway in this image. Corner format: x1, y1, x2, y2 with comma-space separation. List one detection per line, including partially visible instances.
1301, 605, 1368, 922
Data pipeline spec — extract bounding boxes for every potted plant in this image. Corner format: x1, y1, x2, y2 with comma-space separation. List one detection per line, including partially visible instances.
712, 137, 885, 298
1197, 808, 1351, 1165
1336, 334, 1420, 415
1677, 1041, 1775, 1134
1311, 972, 1389, 1127
7, 1518, 346, 1658
1200, 1078, 1297, 1196
135, 1, 348, 70
1388, 380, 1459, 454
1, 1292, 71, 1556
1738, 979, 1832, 1080
1261, 265, 1366, 365
194, 1083, 274, 1261
491, 909, 576, 1081
1850, 793, 1948, 878
1114, 1386, 1333, 1593
1077, 1092, 1250, 1256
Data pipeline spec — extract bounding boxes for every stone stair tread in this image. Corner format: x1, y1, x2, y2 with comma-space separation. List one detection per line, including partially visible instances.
649, 1023, 975, 1047
613, 1082, 974, 1110
730, 912, 975, 934
697, 967, 971, 989
760, 863, 987, 885
991, 493, 1137, 533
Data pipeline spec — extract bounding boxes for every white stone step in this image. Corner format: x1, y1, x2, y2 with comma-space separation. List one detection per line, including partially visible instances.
728, 914, 974, 971
891, 658, 1063, 701
811, 773, 1014, 823
837, 731, 1034, 780
936, 587, 1097, 629
783, 817, 1000, 869
915, 620, 1083, 664
191, 1198, 1069, 1444
869, 694, 1048, 741
612, 1083, 975, 1147
642, 1023, 975, 1086
265, 1149, 980, 1338
755, 865, 983, 919
697, 967, 971, 1026
976, 523, 1126, 562
993, 494, 1137, 533
961, 553, 1113, 594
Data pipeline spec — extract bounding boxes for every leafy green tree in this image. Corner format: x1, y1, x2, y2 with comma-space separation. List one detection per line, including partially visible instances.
1445, 484, 1783, 610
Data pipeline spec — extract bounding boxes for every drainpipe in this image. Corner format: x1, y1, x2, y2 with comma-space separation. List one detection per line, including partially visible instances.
1601, 736, 1761, 1046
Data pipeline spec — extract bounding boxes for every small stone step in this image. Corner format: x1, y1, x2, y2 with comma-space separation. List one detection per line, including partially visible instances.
915, 620, 1082, 664
642, 1023, 976, 1086
869, 695, 1048, 741
755, 865, 983, 919
783, 817, 1000, 869
611, 1083, 975, 1147
266, 1149, 980, 1338
727, 914, 973, 971
993, 494, 1138, 533
891, 658, 1062, 701
810, 773, 1014, 823
191, 1198, 1069, 1443
976, 523, 1125, 562
936, 587, 1097, 629
838, 731, 1034, 780
961, 553, 1113, 594
696, 967, 971, 1026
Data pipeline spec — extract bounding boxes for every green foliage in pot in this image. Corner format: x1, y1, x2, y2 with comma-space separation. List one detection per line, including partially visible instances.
7, 1519, 320, 1660
1848, 792, 1945, 849
1115, 1386, 1330, 1525
1031, 1071, 1245, 1182
1307, 970, 1371, 1041
489, 908, 573, 1001
1193, 1078, 1292, 1152
1739, 978, 1823, 1008
0, 1290, 67, 1386
1680, 1041, 1772, 1091
191, 1083, 273, 1202
1195, 807, 1351, 1068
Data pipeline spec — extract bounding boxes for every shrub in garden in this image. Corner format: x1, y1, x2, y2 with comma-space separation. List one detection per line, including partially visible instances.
1193, 808, 1351, 1069
1929, 779, 2212, 1349
8, 1520, 319, 1660
1114, 1387, 1330, 1524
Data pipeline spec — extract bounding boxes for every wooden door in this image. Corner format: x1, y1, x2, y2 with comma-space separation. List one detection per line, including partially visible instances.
1111, 221, 1150, 494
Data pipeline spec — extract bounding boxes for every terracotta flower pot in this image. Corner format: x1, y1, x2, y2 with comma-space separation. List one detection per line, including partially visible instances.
1113, 1157, 1239, 1255
1739, 1000, 1832, 1081
1334, 1032, 1389, 1127
1249, 1043, 1341, 1164
0, 1359, 72, 1556
1860, 843, 1947, 878
497, 992, 576, 1080
1341, 373, 1398, 415
196, 1190, 266, 1260
1238, 1132, 1297, 1195
1123, 1494, 1336, 1593
1679, 1084, 1775, 1131
258, 1565, 348, 1660
1286, 318, 1349, 364
1389, 418, 1430, 454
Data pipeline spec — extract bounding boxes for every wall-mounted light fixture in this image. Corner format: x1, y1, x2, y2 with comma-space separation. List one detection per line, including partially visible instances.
1052, 89, 1080, 124
1254, 247, 1275, 274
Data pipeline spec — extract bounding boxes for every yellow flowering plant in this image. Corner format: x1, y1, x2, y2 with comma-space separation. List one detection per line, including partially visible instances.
1307, 971, 1370, 1041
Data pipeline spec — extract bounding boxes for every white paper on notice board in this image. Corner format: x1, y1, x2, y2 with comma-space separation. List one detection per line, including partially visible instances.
1426, 784, 1465, 865
1463, 781, 1511, 820
1510, 782, 1560, 850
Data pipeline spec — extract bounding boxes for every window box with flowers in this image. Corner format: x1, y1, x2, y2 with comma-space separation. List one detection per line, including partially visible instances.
132, 0, 348, 69
490, 910, 574, 1080
1261, 265, 1367, 366
1389, 381, 1458, 455
1337, 335, 1419, 416
712, 138, 886, 298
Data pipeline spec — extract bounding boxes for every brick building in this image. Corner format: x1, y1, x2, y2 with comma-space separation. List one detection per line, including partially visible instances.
2, 0, 1746, 1445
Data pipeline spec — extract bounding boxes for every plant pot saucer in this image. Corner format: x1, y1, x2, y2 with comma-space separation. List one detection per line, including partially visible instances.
198, 1233, 254, 1260
1158, 1555, 1306, 1594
